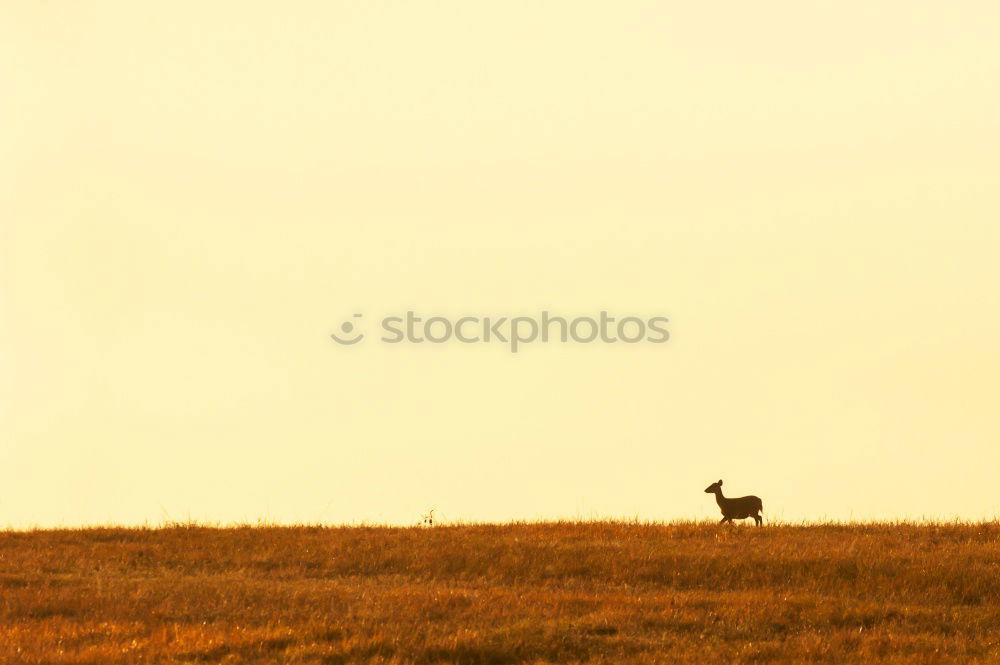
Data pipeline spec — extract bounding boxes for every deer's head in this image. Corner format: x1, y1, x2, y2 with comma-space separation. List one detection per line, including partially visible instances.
704, 479, 722, 493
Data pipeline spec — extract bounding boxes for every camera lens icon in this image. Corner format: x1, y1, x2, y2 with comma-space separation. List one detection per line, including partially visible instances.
330, 314, 364, 345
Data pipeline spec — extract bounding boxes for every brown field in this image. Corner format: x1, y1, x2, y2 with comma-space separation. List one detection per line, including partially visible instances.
1, 521, 999, 664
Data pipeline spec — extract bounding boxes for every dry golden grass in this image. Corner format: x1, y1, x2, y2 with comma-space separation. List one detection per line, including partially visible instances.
1, 521, 999, 664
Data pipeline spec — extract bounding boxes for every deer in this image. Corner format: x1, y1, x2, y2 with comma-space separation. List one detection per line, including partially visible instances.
704, 479, 763, 525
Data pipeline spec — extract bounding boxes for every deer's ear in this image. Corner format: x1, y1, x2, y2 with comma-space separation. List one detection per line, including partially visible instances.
717, 479, 723, 485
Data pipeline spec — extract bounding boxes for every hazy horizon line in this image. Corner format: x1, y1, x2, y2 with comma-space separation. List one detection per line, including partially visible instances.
4, 517, 999, 533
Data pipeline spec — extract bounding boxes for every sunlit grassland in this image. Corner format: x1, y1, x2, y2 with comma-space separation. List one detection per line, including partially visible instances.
1, 521, 999, 663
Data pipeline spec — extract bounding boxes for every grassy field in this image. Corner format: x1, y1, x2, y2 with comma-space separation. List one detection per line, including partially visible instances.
1, 521, 999, 664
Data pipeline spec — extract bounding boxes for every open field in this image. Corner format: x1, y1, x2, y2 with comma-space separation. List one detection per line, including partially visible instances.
1, 522, 999, 664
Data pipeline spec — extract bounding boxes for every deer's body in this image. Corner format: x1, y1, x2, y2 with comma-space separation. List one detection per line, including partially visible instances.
705, 480, 763, 525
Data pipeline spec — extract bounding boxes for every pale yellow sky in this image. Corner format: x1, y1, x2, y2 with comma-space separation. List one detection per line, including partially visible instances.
2, 1, 999, 527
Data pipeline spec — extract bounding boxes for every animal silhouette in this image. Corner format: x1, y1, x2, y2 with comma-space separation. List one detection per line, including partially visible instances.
704, 479, 763, 525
